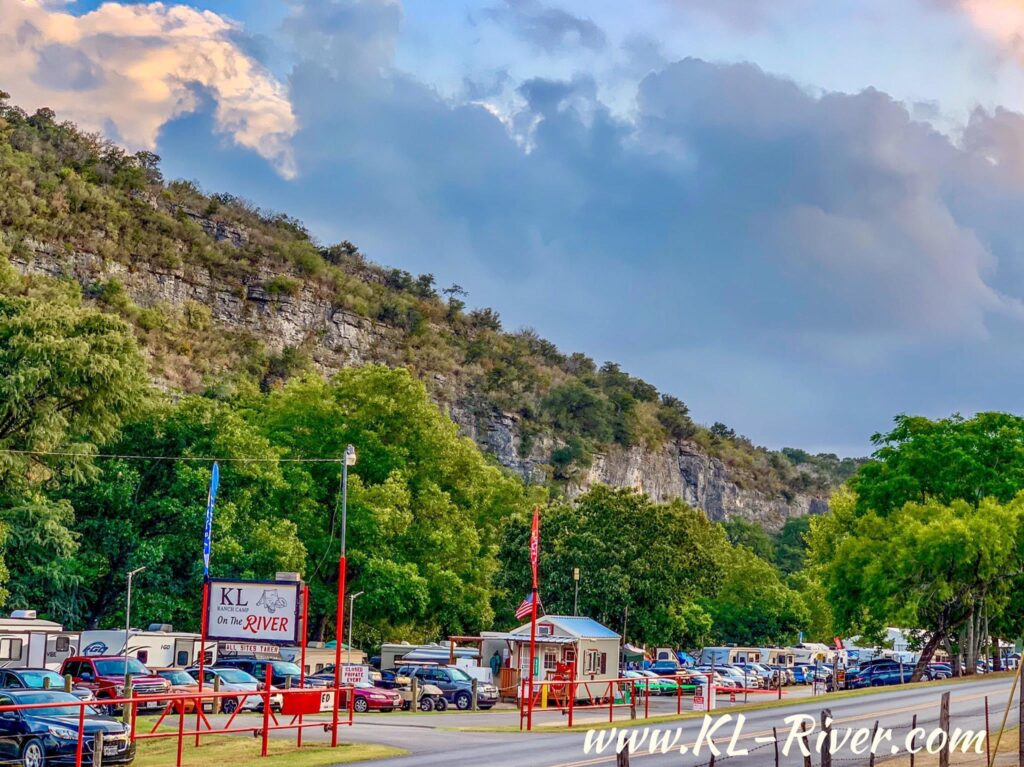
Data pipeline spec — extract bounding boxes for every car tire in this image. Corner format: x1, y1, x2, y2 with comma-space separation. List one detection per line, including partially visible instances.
222, 697, 238, 714
419, 697, 434, 712
479, 705, 493, 711
455, 692, 472, 710
434, 697, 447, 712
354, 697, 369, 713
20, 738, 45, 767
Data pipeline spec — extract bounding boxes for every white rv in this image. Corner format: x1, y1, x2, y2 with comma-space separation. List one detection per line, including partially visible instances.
0, 610, 80, 670
80, 624, 213, 668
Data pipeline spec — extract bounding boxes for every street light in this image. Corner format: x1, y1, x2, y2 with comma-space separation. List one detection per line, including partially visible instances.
331, 444, 356, 746
572, 568, 580, 617
125, 566, 146, 690
347, 591, 364, 664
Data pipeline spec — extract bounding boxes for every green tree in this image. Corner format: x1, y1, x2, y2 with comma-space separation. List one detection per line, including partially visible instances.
256, 366, 532, 645
808, 488, 1024, 680
723, 518, 775, 561
496, 486, 728, 648
773, 516, 811, 574
852, 413, 1024, 516
702, 547, 809, 646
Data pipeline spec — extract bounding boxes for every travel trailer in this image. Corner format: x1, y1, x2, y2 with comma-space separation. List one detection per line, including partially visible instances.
80, 624, 213, 668
0, 610, 80, 670
699, 647, 764, 666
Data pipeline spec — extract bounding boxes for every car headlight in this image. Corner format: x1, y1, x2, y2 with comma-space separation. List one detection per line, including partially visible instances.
48, 726, 78, 741
114, 685, 125, 695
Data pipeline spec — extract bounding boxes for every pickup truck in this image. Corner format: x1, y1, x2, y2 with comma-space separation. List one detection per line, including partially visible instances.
59, 655, 171, 713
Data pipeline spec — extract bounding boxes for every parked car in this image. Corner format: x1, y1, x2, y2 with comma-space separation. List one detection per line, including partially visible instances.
623, 670, 675, 695
152, 668, 205, 713
214, 658, 326, 688
715, 666, 752, 688
399, 665, 499, 710
928, 663, 953, 679
59, 656, 170, 714
693, 667, 740, 689
635, 669, 681, 694
792, 666, 813, 684
735, 663, 774, 687
846, 662, 913, 689
186, 666, 282, 714
339, 682, 403, 713
0, 689, 136, 765
0, 668, 94, 701
648, 660, 681, 677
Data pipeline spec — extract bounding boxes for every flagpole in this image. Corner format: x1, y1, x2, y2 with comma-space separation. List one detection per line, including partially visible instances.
526, 506, 540, 732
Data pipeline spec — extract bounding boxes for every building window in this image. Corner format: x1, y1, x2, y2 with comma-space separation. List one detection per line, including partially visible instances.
543, 650, 557, 671
538, 624, 553, 636
583, 649, 600, 675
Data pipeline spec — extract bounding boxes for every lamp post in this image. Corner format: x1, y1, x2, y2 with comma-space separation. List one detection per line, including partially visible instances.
125, 566, 146, 690
572, 568, 580, 616
331, 444, 356, 747
347, 591, 364, 664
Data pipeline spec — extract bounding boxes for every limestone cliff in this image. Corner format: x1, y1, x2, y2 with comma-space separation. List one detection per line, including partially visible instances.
10, 237, 830, 532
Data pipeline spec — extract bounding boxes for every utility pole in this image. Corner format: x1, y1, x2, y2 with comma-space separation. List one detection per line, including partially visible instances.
124, 567, 146, 690
572, 568, 580, 616
331, 445, 356, 747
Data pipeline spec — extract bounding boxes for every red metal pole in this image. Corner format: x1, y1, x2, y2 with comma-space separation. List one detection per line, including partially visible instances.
298, 583, 309, 748
526, 587, 538, 731
75, 703, 85, 767
645, 676, 650, 719
608, 680, 613, 722
195, 578, 210, 747
331, 554, 346, 747
677, 674, 682, 715
568, 667, 575, 729
261, 663, 272, 757
176, 701, 185, 767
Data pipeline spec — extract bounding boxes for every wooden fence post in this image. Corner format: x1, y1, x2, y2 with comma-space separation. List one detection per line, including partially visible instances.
821, 709, 832, 767
869, 721, 879, 767
773, 726, 780, 767
939, 691, 950, 767
616, 740, 630, 767
910, 714, 917, 767
803, 720, 813, 767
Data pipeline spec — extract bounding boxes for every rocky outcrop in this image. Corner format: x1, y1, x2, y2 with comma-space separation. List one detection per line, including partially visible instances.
9, 241, 828, 530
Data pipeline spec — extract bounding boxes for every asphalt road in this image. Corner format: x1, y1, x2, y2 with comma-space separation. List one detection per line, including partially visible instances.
314, 674, 1019, 767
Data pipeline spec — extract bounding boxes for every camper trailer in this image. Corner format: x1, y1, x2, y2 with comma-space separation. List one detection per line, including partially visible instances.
80, 625, 213, 668
699, 647, 764, 666
0, 611, 79, 670
760, 648, 796, 666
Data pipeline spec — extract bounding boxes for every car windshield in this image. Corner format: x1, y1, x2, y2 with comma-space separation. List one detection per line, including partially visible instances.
19, 671, 66, 689
11, 692, 100, 718
271, 662, 302, 676
447, 668, 472, 682
216, 669, 257, 684
95, 659, 150, 676
159, 671, 196, 685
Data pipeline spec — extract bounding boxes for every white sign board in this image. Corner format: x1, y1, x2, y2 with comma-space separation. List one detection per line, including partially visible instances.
319, 691, 335, 713
207, 580, 300, 645
340, 665, 369, 685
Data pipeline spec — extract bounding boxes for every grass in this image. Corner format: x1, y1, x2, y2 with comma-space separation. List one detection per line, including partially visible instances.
449, 672, 1017, 734
883, 726, 1018, 766
133, 735, 405, 767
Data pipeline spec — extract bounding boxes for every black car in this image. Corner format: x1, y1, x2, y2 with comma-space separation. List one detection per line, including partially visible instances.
214, 658, 323, 688
847, 661, 914, 689
0, 689, 135, 765
0, 669, 94, 701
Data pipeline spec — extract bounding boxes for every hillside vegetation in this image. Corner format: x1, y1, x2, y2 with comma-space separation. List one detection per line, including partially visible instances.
0, 93, 858, 498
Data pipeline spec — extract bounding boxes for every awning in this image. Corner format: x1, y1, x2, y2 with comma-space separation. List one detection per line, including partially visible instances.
622, 644, 646, 660
485, 632, 577, 645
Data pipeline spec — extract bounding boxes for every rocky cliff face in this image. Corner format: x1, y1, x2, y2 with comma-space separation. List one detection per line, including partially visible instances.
10, 242, 826, 531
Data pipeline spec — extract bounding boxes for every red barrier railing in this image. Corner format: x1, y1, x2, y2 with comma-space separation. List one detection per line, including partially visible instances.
0, 667, 357, 767
518, 673, 787, 729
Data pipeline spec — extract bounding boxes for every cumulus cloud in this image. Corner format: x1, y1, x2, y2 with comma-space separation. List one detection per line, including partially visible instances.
957, 0, 1024, 59
0, 0, 297, 177
481, 0, 607, 52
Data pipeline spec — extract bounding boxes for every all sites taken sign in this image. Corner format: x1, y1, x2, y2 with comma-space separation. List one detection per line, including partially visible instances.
207, 579, 300, 645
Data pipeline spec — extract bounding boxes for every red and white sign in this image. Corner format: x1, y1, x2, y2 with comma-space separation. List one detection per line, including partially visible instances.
339, 665, 369, 685
206, 579, 300, 645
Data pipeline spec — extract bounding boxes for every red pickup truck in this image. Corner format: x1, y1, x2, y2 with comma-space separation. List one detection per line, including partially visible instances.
60, 656, 171, 712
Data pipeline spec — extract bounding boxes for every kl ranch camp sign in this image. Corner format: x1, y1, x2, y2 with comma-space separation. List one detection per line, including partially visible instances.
207, 579, 301, 645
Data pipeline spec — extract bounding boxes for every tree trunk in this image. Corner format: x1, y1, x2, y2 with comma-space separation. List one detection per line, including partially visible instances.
964, 610, 977, 676
943, 636, 959, 677
911, 631, 945, 682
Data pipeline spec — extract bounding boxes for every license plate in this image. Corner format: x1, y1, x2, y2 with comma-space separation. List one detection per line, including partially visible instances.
144, 699, 160, 708
103, 745, 118, 756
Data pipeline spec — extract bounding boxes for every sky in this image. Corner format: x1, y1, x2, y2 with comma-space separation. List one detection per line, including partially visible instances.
5, 0, 1024, 456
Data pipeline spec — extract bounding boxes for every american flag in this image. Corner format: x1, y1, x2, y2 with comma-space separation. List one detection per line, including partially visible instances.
515, 592, 541, 620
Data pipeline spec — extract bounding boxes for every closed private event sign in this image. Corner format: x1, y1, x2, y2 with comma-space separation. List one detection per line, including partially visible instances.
207, 579, 301, 645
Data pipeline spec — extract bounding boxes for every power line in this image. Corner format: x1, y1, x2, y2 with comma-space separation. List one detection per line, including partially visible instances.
0, 449, 345, 463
